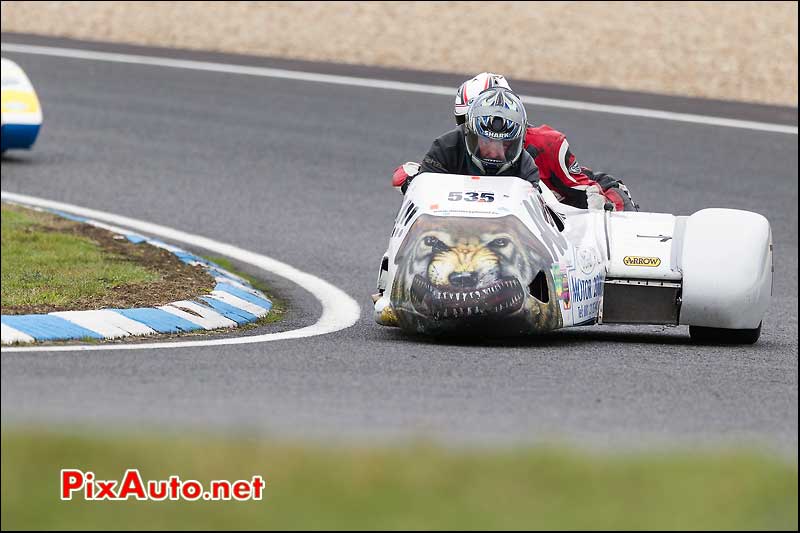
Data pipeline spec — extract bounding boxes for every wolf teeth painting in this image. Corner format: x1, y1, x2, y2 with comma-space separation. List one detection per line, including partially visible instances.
390, 214, 563, 335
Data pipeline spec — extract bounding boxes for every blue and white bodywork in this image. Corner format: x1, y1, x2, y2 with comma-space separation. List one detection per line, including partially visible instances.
1, 57, 43, 151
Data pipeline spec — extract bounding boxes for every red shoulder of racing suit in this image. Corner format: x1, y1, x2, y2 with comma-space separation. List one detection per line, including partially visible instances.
523, 125, 600, 207
523, 124, 633, 211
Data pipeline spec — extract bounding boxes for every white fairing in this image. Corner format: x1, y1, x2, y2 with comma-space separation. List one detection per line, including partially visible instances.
605, 212, 681, 281
375, 173, 607, 332
375, 173, 773, 338
1, 57, 43, 126
678, 209, 772, 329
2, 57, 43, 151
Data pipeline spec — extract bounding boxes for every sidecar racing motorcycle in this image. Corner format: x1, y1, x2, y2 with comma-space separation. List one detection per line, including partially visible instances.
373, 173, 772, 344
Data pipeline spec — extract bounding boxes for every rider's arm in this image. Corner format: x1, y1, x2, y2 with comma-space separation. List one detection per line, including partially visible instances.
419, 134, 456, 174
396, 141, 447, 193
553, 142, 629, 211
517, 150, 541, 185
398, 129, 463, 193
391, 137, 449, 194
583, 168, 639, 211
543, 135, 600, 192
527, 125, 627, 210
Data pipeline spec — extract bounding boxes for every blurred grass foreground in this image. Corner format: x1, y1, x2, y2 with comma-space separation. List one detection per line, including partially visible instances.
1, 429, 796, 530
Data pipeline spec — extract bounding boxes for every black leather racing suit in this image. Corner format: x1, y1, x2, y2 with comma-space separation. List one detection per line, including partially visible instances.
402, 125, 540, 193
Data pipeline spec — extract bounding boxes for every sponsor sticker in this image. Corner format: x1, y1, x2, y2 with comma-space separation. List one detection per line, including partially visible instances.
623, 256, 661, 267
551, 264, 571, 310
569, 273, 603, 321
577, 248, 596, 275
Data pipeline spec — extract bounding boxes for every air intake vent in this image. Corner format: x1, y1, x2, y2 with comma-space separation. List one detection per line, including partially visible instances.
529, 270, 549, 303
403, 204, 418, 226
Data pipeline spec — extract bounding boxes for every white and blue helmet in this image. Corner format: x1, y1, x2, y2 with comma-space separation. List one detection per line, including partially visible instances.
464, 87, 527, 175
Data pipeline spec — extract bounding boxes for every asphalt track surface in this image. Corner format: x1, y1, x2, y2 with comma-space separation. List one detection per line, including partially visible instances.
2, 35, 798, 456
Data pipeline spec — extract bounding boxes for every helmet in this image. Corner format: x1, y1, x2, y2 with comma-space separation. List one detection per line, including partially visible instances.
454, 72, 510, 125
464, 87, 527, 175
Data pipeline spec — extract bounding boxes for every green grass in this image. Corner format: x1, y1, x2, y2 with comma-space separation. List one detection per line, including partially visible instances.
1, 205, 160, 310
1, 428, 796, 530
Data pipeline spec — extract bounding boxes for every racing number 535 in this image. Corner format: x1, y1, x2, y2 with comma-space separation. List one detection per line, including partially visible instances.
448, 191, 495, 203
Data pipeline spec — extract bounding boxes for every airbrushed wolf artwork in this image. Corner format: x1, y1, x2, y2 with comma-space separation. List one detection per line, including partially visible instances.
373, 173, 773, 343
390, 214, 562, 335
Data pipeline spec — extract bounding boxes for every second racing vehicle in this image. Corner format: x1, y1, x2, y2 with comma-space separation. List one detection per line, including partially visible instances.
1, 57, 43, 152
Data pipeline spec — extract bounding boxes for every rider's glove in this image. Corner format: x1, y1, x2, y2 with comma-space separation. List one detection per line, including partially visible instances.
586, 184, 613, 211
392, 161, 421, 193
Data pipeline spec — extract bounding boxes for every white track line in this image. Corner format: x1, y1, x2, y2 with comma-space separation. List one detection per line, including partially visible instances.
1, 42, 796, 135
0, 191, 362, 352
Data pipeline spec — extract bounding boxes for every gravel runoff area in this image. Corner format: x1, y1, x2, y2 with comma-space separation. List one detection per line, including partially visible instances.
1, 1, 797, 107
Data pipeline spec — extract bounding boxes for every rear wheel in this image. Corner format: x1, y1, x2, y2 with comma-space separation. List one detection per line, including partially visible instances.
689, 322, 762, 344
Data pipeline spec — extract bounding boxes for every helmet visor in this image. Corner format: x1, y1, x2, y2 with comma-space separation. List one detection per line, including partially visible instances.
476, 137, 517, 163
466, 115, 524, 169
